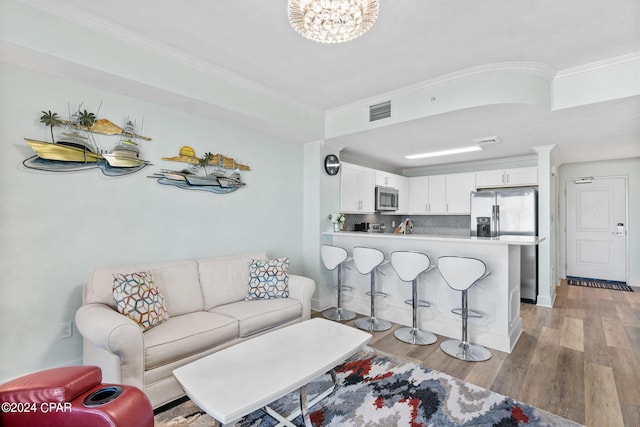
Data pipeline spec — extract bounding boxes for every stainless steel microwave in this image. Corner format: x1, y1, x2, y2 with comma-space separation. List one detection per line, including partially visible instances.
375, 186, 399, 211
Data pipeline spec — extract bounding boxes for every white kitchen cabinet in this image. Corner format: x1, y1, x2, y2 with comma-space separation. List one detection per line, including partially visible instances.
409, 177, 429, 214
375, 171, 392, 187
408, 175, 446, 214
506, 167, 538, 186
408, 173, 475, 215
340, 163, 375, 213
395, 176, 410, 214
445, 172, 476, 214
428, 175, 447, 213
476, 167, 538, 188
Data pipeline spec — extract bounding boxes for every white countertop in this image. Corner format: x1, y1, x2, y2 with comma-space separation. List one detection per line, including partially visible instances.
323, 231, 544, 246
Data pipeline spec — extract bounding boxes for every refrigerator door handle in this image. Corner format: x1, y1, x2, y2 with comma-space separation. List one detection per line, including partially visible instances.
491, 205, 500, 237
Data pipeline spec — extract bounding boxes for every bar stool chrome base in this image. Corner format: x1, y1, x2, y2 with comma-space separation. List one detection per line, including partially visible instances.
394, 327, 437, 345
440, 339, 491, 362
355, 316, 391, 332
322, 307, 356, 321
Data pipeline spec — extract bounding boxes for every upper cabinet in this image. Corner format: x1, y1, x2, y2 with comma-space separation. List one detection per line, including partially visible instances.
427, 175, 447, 213
476, 167, 538, 188
408, 173, 475, 215
340, 162, 375, 213
445, 173, 476, 214
339, 162, 536, 216
395, 177, 409, 214
409, 176, 429, 214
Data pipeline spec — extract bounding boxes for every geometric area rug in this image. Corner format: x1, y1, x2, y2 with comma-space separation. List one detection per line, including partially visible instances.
567, 276, 633, 292
155, 347, 584, 427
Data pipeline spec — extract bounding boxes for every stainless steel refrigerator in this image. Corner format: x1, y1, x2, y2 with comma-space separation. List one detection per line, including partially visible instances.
470, 188, 538, 303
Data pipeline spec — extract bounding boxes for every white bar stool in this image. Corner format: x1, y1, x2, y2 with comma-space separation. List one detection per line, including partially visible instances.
437, 256, 492, 362
320, 245, 356, 321
352, 247, 391, 332
390, 251, 437, 345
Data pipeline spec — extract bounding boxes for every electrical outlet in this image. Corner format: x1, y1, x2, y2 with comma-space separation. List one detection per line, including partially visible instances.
59, 321, 73, 340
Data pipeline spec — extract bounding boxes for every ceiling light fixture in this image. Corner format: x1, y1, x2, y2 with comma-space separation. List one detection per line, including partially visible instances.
288, 0, 380, 44
405, 145, 483, 160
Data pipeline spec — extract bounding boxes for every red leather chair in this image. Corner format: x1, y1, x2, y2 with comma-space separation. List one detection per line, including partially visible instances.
0, 366, 153, 427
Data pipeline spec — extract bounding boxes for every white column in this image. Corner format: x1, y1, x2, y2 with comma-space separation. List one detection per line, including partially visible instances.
532, 145, 558, 307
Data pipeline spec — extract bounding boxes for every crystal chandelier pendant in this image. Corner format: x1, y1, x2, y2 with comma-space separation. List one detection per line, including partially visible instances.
288, 0, 380, 44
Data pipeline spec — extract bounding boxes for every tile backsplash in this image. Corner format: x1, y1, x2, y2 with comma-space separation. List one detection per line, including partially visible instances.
344, 214, 470, 236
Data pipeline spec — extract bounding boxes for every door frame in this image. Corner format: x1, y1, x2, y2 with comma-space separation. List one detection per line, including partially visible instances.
564, 174, 629, 282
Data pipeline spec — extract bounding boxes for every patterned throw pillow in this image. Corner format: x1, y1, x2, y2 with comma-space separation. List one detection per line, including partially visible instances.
113, 271, 169, 331
246, 258, 290, 300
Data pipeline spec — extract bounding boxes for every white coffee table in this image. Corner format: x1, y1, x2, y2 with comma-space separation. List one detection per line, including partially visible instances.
172, 318, 371, 426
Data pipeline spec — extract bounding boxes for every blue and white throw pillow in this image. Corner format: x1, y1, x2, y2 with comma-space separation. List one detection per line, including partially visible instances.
246, 258, 290, 300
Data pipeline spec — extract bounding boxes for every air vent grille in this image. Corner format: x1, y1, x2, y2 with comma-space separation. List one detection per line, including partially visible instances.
369, 101, 391, 122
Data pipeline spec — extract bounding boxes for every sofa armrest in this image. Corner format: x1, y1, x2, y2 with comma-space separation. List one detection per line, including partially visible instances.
75, 304, 144, 388
287, 274, 316, 320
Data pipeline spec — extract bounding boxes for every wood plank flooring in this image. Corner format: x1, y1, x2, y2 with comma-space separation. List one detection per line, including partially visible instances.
313, 281, 640, 426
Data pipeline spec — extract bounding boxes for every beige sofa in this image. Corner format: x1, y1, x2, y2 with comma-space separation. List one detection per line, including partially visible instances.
75, 252, 315, 409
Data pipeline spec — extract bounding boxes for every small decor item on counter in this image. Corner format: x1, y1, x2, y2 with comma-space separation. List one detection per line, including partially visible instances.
394, 218, 413, 235
329, 213, 346, 232
404, 218, 413, 234
150, 146, 250, 194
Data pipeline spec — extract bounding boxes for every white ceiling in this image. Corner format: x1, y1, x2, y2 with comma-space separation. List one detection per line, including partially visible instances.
20, 0, 640, 169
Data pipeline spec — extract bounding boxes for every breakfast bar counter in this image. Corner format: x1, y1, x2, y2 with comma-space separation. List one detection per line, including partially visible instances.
322, 232, 544, 353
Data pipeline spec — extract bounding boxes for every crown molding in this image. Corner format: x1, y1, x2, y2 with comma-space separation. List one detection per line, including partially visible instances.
554, 52, 640, 80
328, 53, 640, 115
327, 62, 557, 115
401, 155, 538, 177
17, 0, 322, 116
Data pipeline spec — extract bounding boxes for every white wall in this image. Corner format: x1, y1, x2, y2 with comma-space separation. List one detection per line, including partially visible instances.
302, 141, 344, 311
0, 0, 324, 144
558, 157, 640, 286
0, 62, 305, 382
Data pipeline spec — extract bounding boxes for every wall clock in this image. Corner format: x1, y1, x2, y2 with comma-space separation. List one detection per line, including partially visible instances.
324, 154, 340, 176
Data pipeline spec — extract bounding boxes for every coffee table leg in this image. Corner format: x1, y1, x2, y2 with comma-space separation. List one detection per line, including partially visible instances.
264, 369, 338, 427
299, 384, 311, 427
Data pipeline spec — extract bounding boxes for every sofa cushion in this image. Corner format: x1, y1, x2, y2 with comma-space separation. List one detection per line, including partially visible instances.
148, 263, 204, 317
143, 312, 238, 369
113, 271, 169, 331
198, 252, 267, 310
209, 299, 302, 338
246, 258, 290, 300
86, 260, 203, 316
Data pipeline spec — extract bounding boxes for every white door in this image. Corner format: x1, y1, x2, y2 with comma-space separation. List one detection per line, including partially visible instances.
566, 177, 627, 282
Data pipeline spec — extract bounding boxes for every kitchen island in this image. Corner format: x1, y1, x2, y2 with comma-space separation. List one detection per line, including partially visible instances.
322, 232, 544, 353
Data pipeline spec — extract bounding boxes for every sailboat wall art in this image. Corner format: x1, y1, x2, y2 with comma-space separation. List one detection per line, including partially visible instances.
149, 146, 249, 194
23, 106, 152, 176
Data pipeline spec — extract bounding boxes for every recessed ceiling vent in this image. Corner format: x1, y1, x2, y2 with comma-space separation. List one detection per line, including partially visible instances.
369, 101, 391, 122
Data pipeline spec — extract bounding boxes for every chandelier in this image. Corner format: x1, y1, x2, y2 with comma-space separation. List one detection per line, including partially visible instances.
288, 0, 380, 44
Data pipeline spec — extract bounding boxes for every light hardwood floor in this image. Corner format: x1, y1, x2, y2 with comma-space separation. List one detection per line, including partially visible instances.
313, 281, 640, 427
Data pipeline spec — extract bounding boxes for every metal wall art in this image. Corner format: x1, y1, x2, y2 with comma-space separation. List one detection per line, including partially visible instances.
149, 146, 249, 194
23, 106, 152, 176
